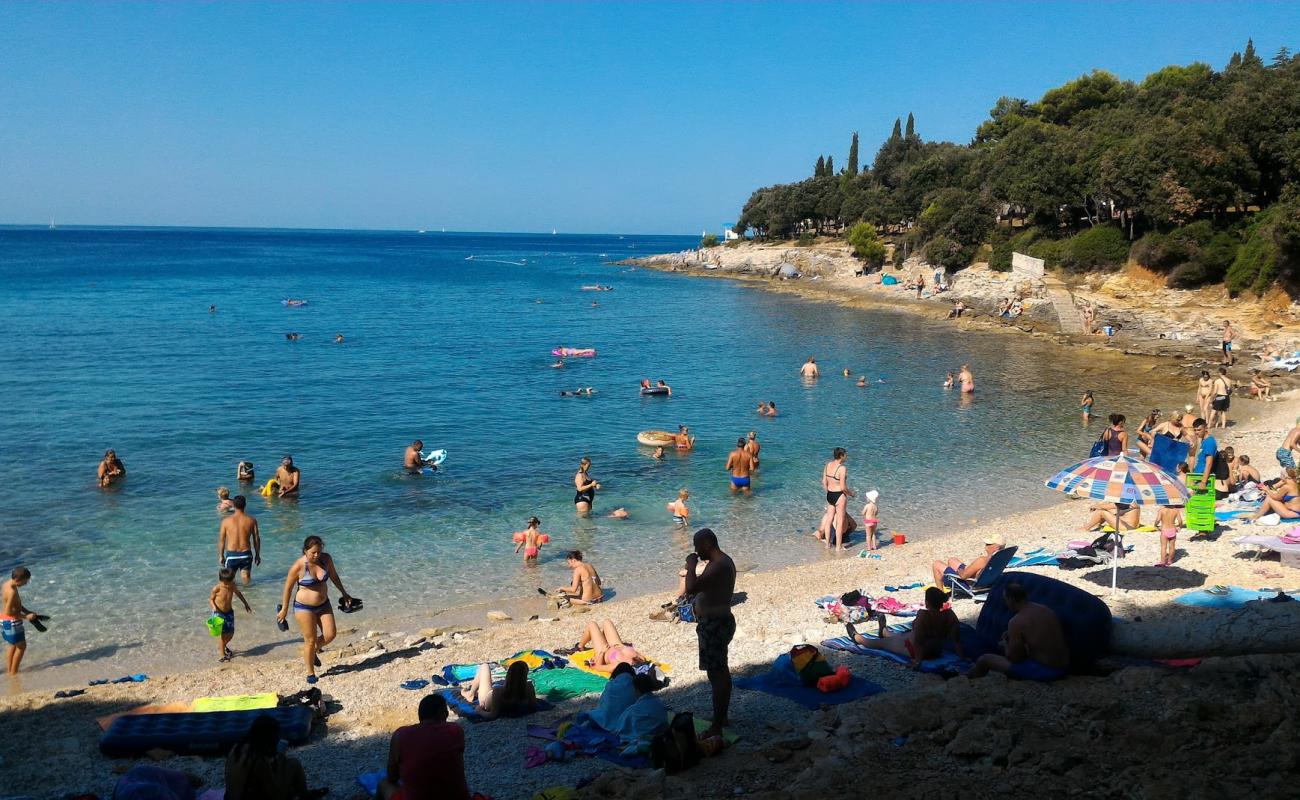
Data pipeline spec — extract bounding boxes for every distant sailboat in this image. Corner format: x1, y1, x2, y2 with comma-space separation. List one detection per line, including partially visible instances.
551, 228, 557, 235
49, 217, 57, 230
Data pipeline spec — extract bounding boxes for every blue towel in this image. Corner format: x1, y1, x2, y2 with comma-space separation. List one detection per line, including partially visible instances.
1149, 434, 1191, 476
1173, 586, 1297, 609
1009, 548, 1061, 568
883, 582, 924, 592
1215, 505, 1261, 521
527, 720, 652, 769
440, 650, 567, 685
356, 769, 385, 798
734, 654, 883, 709
822, 635, 973, 674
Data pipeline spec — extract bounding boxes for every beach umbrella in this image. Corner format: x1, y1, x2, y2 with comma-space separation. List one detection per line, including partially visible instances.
1045, 453, 1190, 596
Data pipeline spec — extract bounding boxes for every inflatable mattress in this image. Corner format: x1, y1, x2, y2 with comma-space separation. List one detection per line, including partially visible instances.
99, 704, 313, 757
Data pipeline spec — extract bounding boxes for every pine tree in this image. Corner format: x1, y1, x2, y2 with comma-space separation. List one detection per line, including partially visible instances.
1227, 51, 1242, 69
1274, 46, 1293, 66
890, 118, 902, 141
815, 155, 826, 177
905, 112, 916, 139
1243, 38, 1262, 67
847, 132, 859, 176
825, 154, 834, 175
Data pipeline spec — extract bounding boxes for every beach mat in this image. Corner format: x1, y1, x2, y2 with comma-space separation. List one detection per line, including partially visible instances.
439, 688, 553, 722
822, 636, 973, 674
532, 667, 609, 701
96, 703, 192, 732
1173, 586, 1298, 609
734, 654, 883, 710
99, 704, 313, 757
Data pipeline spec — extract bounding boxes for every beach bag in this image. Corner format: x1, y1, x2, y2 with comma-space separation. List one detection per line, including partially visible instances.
650, 711, 701, 774
788, 644, 834, 687
1089, 431, 1109, 459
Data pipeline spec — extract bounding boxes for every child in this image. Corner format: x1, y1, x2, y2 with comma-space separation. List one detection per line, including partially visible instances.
667, 489, 690, 526
3, 567, 46, 675
1080, 391, 1094, 422
216, 486, 235, 513
861, 490, 881, 551
1157, 503, 1184, 566
943, 372, 954, 389
514, 516, 549, 564
210, 567, 252, 662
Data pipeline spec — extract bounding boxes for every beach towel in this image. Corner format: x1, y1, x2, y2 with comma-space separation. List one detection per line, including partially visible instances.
440, 649, 567, 684
356, 769, 385, 798
191, 693, 278, 712
532, 668, 610, 701
1007, 547, 1062, 568
611, 693, 669, 753
882, 582, 924, 592
438, 688, 553, 722
1173, 586, 1298, 609
1216, 505, 1262, 521
527, 720, 650, 769
734, 653, 883, 709
821, 635, 973, 675
567, 649, 672, 677
1149, 434, 1191, 476
584, 673, 637, 731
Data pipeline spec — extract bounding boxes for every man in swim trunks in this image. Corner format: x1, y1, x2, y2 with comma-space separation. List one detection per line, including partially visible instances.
684, 528, 736, 740
404, 440, 433, 473
275, 456, 301, 497
554, 550, 603, 606
966, 583, 1069, 682
799, 357, 819, 379
724, 437, 755, 496
2, 567, 43, 675
931, 533, 1004, 588
218, 495, 261, 585
1222, 320, 1235, 366
1278, 419, 1300, 471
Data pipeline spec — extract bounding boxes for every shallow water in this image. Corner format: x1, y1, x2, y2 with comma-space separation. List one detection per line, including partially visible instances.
0, 227, 1183, 688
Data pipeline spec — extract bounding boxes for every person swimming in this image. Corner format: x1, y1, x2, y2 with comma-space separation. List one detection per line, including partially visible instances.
856, 376, 867, 387
667, 490, 690, 525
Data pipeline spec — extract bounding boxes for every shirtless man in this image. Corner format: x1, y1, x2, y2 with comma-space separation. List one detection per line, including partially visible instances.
97, 449, 125, 488
724, 437, 755, 496
845, 586, 961, 667
799, 357, 819, 379
218, 495, 262, 586
3, 567, 45, 675
1210, 367, 1233, 430
1277, 418, 1300, 472
553, 551, 603, 606
745, 431, 761, 467
404, 439, 432, 474
684, 529, 737, 739
967, 583, 1070, 682
275, 456, 301, 497
932, 534, 1004, 588
1222, 320, 1235, 366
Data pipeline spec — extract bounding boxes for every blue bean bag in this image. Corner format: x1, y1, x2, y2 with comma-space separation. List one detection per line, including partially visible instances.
100, 704, 313, 757
974, 571, 1111, 671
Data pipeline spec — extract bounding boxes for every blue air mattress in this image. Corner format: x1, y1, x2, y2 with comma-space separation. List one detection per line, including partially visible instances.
975, 571, 1112, 671
99, 704, 313, 757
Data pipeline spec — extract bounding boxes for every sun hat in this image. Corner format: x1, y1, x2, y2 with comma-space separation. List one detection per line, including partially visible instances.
865, 490, 880, 503
983, 533, 1005, 546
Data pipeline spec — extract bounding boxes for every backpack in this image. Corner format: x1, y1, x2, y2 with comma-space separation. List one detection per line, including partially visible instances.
650, 711, 701, 774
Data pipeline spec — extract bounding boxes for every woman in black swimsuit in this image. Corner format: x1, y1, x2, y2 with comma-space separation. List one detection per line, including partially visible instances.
574, 457, 601, 517
817, 448, 854, 551
276, 536, 354, 684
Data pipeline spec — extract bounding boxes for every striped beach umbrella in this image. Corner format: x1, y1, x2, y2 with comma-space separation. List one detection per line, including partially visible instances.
1045, 454, 1189, 595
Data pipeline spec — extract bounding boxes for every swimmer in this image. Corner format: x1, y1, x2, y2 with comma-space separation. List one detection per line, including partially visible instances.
652, 446, 666, 460
725, 437, 755, 496
656, 379, 672, 396
574, 457, 600, 517
943, 372, 954, 389
607, 508, 629, 519
842, 368, 851, 377
958, 364, 975, 394
216, 486, 235, 513
667, 489, 690, 525
551, 359, 565, 369
404, 440, 433, 473
514, 516, 547, 564
97, 449, 125, 488
209, 305, 216, 313
745, 431, 761, 467
800, 357, 819, 379
764, 401, 778, 417
675, 425, 696, 451
756, 401, 769, 415
275, 456, 301, 497
856, 376, 867, 387
218, 495, 261, 586
335, 334, 344, 343
237, 461, 255, 483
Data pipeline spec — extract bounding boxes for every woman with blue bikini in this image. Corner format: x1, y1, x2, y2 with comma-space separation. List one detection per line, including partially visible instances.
276, 536, 354, 684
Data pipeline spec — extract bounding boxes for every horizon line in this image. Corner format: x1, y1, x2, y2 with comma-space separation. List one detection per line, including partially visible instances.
0, 222, 708, 238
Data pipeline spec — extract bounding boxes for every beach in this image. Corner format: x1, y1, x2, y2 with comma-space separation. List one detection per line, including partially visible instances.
4, 386, 1297, 800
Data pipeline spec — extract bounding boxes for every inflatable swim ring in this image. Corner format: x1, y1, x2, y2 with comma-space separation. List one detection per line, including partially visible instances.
421, 449, 448, 467
637, 430, 677, 448
259, 479, 280, 497
640, 387, 670, 396
281, 299, 308, 307
552, 348, 597, 358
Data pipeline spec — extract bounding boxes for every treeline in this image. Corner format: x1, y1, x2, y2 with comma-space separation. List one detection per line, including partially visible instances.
734, 41, 1300, 295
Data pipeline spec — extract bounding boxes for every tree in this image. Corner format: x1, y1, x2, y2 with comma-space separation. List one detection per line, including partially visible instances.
700, 233, 720, 248
905, 112, 915, 139
825, 154, 834, 175
1273, 46, 1292, 67
815, 155, 826, 178
847, 132, 859, 176
1242, 38, 1262, 68
890, 117, 902, 140
846, 221, 887, 267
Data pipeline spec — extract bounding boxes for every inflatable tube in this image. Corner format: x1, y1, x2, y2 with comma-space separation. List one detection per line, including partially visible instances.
281, 299, 308, 307
637, 430, 677, 448
552, 348, 597, 358
640, 387, 670, 396
259, 479, 279, 497
421, 449, 447, 467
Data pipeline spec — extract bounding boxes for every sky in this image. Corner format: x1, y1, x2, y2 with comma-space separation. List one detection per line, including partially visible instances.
2, 1, 1298, 234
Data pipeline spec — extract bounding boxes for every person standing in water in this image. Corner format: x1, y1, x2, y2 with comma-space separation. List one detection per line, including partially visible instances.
275, 456, 301, 497
2, 567, 44, 675
818, 448, 854, 550
276, 536, 354, 684
573, 457, 600, 517
725, 437, 755, 496
800, 357, 819, 379
1222, 320, 1235, 366
667, 490, 690, 526
404, 440, 433, 474
958, 364, 975, 394
98, 449, 126, 488
1079, 391, 1094, 422
745, 431, 761, 467
218, 495, 261, 586
675, 425, 696, 451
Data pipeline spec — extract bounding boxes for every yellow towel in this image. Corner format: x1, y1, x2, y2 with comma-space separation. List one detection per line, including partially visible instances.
191, 693, 278, 712
1101, 524, 1157, 533
569, 649, 671, 676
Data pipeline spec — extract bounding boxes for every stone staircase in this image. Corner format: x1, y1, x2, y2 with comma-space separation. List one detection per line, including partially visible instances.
1042, 277, 1084, 333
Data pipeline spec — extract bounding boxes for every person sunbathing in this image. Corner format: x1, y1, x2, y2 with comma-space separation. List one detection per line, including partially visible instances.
845, 587, 961, 667
931, 534, 1004, 588
1080, 502, 1140, 532
575, 618, 647, 674
1251, 474, 1300, 522
458, 660, 536, 720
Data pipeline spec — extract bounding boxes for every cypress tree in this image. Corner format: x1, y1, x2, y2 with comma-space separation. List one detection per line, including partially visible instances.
905, 112, 916, 139
825, 154, 834, 175
890, 118, 902, 141
1243, 38, 1262, 67
847, 132, 859, 176
815, 155, 826, 177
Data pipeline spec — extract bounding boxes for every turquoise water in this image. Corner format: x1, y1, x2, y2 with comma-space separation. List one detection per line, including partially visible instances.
0, 227, 1179, 686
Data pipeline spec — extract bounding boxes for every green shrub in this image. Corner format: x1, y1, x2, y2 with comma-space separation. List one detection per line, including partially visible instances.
700, 233, 720, 248
1226, 225, 1278, 296
989, 227, 1043, 272
924, 235, 978, 271
1057, 225, 1129, 272
1026, 237, 1063, 267
796, 232, 816, 247
846, 222, 887, 267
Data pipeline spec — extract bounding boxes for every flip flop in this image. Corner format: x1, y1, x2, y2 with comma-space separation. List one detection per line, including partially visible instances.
306, 675, 318, 684
30, 618, 48, 633
400, 679, 430, 690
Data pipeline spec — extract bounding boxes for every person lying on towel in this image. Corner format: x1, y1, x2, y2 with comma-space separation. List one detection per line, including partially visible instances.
844, 586, 962, 667
966, 583, 1069, 682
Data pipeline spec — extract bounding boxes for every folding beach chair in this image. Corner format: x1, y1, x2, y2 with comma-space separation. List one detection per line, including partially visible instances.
946, 546, 1018, 602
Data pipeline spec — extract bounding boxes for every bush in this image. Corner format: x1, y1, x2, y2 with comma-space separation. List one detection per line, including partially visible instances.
1027, 237, 1063, 268
846, 222, 887, 267
796, 232, 816, 247
700, 234, 720, 248
1057, 225, 1129, 273
989, 227, 1043, 272
1226, 223, 1278, 296
924, 235, 978, 271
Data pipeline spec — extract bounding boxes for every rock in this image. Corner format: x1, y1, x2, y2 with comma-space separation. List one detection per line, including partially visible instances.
403, 636, 427, 648
365, 630, 385, 639
486, 611, 512, 622
420, 624, 481, 638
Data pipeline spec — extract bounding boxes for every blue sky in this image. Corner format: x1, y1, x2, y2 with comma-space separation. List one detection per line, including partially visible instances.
2, 2, 1297, 234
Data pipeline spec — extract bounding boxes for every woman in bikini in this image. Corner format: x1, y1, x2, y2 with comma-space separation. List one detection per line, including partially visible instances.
276, 536, 354, 684
577, 619, 647, 674
817, 447, 854, 551
573, 457, 600, 517
1251, 468, 1300, 522
459, 660, 536, 719
553, 550, 603, 605
1196, 370, 1214, 424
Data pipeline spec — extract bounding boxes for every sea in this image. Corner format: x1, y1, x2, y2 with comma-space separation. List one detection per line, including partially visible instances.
0, 227, 1184, 689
